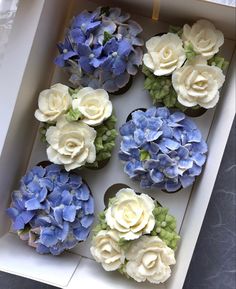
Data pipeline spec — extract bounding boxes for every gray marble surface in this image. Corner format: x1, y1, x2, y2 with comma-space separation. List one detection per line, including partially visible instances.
0, 117, 235, 289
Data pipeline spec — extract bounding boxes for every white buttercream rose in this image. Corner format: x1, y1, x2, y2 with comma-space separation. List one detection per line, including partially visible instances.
46, 116, 96, 171
143, 33, 186, 76
182, 19, 224, 60
126, 236, 176, 284
172, 56, 225, 108
105, 188, 155, 240
90, 230, 125, 271
35, 83, 71, 122
72, 87, 112, 126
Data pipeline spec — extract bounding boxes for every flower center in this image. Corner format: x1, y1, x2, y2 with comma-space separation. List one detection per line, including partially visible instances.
89, 53, 95, 59
112, 51, 118, 57
81, 23, 86, 32
48, 94, 62, 110
63, 49, 68, 53
142, 252, 158, 269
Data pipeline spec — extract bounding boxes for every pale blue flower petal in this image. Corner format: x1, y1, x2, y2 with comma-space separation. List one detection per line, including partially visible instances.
63, 205, 76, 222
180, 175, 195, 188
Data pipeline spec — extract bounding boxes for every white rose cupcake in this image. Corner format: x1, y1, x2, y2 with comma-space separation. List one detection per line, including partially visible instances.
143, 33, 186, 76
172, 56, 225, 109
182, 19, 224, 60
90, 188, 180, 284
35, 84, 117, 171
72, 87, 112, 126
35, 83, 71, 123
143, 20, 227, 116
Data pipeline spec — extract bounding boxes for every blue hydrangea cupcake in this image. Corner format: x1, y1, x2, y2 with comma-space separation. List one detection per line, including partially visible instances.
54, 7, 143, 94
7, 164, 95, 255
119, 107, 208, 192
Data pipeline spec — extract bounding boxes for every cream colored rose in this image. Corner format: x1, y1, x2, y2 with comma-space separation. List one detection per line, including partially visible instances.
143, 33, 186, 76
105, 188, 155, 240
172, 56, 225, 108
90, 230, 125, 271
182, 19, 224, 60
126, 236, 176, 284
46, 116, 96, 171
72, 87, 112, 126
35, 83, 71, 123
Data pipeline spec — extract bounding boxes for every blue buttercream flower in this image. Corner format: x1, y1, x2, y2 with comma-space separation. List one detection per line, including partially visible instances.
7, 164, 94, 255
119, 107, 208, 192
54, 7, 143, 93
71, 10, 101, 35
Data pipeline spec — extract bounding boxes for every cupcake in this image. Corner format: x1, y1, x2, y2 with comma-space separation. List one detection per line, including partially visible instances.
54, 7, 144, 94
35, 84, 117, 171
143, 20, 228, 116
90, 188, 180, 284
7, 164, 95, 255
119, 107, 208, 192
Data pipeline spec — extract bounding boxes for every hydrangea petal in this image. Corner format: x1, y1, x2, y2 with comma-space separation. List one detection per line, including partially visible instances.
165, 180, 182, 192
63, 205, 76, 222
119, 121, 136, 136
81, 215, 94, 228
164, 165, 179, 178
150, 170, 164, 183
180, 175, 195, 188
40, 228, 58, 247
192, 153, 207, 166
74, 226, 90, 241
25, 198, 42, 211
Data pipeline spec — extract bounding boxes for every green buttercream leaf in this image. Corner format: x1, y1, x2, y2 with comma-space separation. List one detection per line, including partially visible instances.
184, 42, 197, 60
143, 65, 182, 110
208, 54, 229, 72
169, 25, 183, 37
140, 149, 151, 161
92, 211, 109, 236
68, 87, 80, 98
152, 204, 181, 250
118, 238, 131, 250
103, 31, 113, 45
65, 108, 82, 122
39, 123, 52, 143
100, 6, 110, 16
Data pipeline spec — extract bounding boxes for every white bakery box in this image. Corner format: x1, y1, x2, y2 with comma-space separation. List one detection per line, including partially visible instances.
0, 0, 235, 288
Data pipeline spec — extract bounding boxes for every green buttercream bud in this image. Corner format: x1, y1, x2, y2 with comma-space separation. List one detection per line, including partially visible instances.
152, 205, 180, 250
161, 221, 167, 227
208, 54, 229, 72
95, 137, 104, 151
184, 42, 197, 60
88, 114, 117, 167
66, 108, 82, 122
156, 227, 161, 233
102, 135, 108, 141
140, 149, 151, 161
